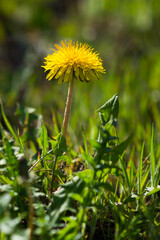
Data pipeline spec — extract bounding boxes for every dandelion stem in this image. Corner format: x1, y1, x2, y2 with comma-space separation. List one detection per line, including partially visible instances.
62, 79, 74, 137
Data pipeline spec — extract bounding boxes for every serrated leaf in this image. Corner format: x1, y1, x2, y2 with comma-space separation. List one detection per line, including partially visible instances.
50, 133, 67, 157
96, 94, 119, 125
113, 134, 133, 155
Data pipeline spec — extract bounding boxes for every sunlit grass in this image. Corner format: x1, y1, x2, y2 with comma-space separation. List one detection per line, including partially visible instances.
1, 93, 160, 239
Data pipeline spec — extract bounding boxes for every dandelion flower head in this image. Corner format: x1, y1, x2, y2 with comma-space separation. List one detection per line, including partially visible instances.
42, 40, 106, 84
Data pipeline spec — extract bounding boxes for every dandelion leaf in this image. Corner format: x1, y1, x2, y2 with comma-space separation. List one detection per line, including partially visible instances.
96, 94, 119, 126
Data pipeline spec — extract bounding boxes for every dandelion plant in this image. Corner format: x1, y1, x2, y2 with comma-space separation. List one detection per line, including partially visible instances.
42, 40, 105, 137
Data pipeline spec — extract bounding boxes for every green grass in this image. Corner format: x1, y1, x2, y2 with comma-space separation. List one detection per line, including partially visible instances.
1, 94, 160, 240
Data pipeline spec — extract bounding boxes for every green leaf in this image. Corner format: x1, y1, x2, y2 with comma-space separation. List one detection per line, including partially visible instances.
62, 176, 84, 194
96, 94, 119, 126
52, 112, 59, 135
113, 134, 133, 155
0, 217, 19, 235
123, 193, 138, 204
0, 175, 13, 185
50, 133, 67, 157
128, 147, 135, 189
49, 192, 74, 226
138, 142, 144, 195
76, 169, 93, 183
0, 193, 12, 215
82, 131, 88, 155
119, 153, 131, 193
144, 186, 160, 196
141, 165, 150, 189
94, 182, 115, 193
41, 124, 49, 155
57, 221, 79, 240
17, 130, 26, 159
150, 125, 155, 187
68, 193, 84, 204
1, 101, 19, 143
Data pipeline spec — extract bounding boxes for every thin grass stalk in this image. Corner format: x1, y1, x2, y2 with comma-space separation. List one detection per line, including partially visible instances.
138, 142, 144, 195
50, 156, 57, 196
150, 125, 155, 187
119, 153, 131, 194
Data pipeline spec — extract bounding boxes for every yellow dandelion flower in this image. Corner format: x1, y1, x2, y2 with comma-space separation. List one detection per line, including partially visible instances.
42, 40, 106, 84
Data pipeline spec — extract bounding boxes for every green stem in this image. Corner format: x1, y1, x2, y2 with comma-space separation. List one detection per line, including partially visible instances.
62, 79, 74, 138
50, 156, 57, 196
50, 80, 74, 196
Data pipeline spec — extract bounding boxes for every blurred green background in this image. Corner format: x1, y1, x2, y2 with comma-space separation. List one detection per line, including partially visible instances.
1, 0, 160, 145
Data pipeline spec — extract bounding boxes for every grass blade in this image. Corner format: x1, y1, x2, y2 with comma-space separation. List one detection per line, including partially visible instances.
41, 124, 49, 156
119, 153, 131, 193
128, 147, 135, 189
138, 142, 144, 195
1, 101, 19, 143
150, 125, 155, 187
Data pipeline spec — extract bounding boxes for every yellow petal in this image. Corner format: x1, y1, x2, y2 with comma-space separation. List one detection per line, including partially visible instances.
58, 73, 65, 85
46, 66, 60, 81
88, 70, 99, 81
64, 66, 73, 83
55, 67, 66, 79
42, 40, 106, 84
74, 65, 80, 79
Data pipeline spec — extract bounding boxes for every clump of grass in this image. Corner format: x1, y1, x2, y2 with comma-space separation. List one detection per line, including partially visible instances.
1, 93, 160, 240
